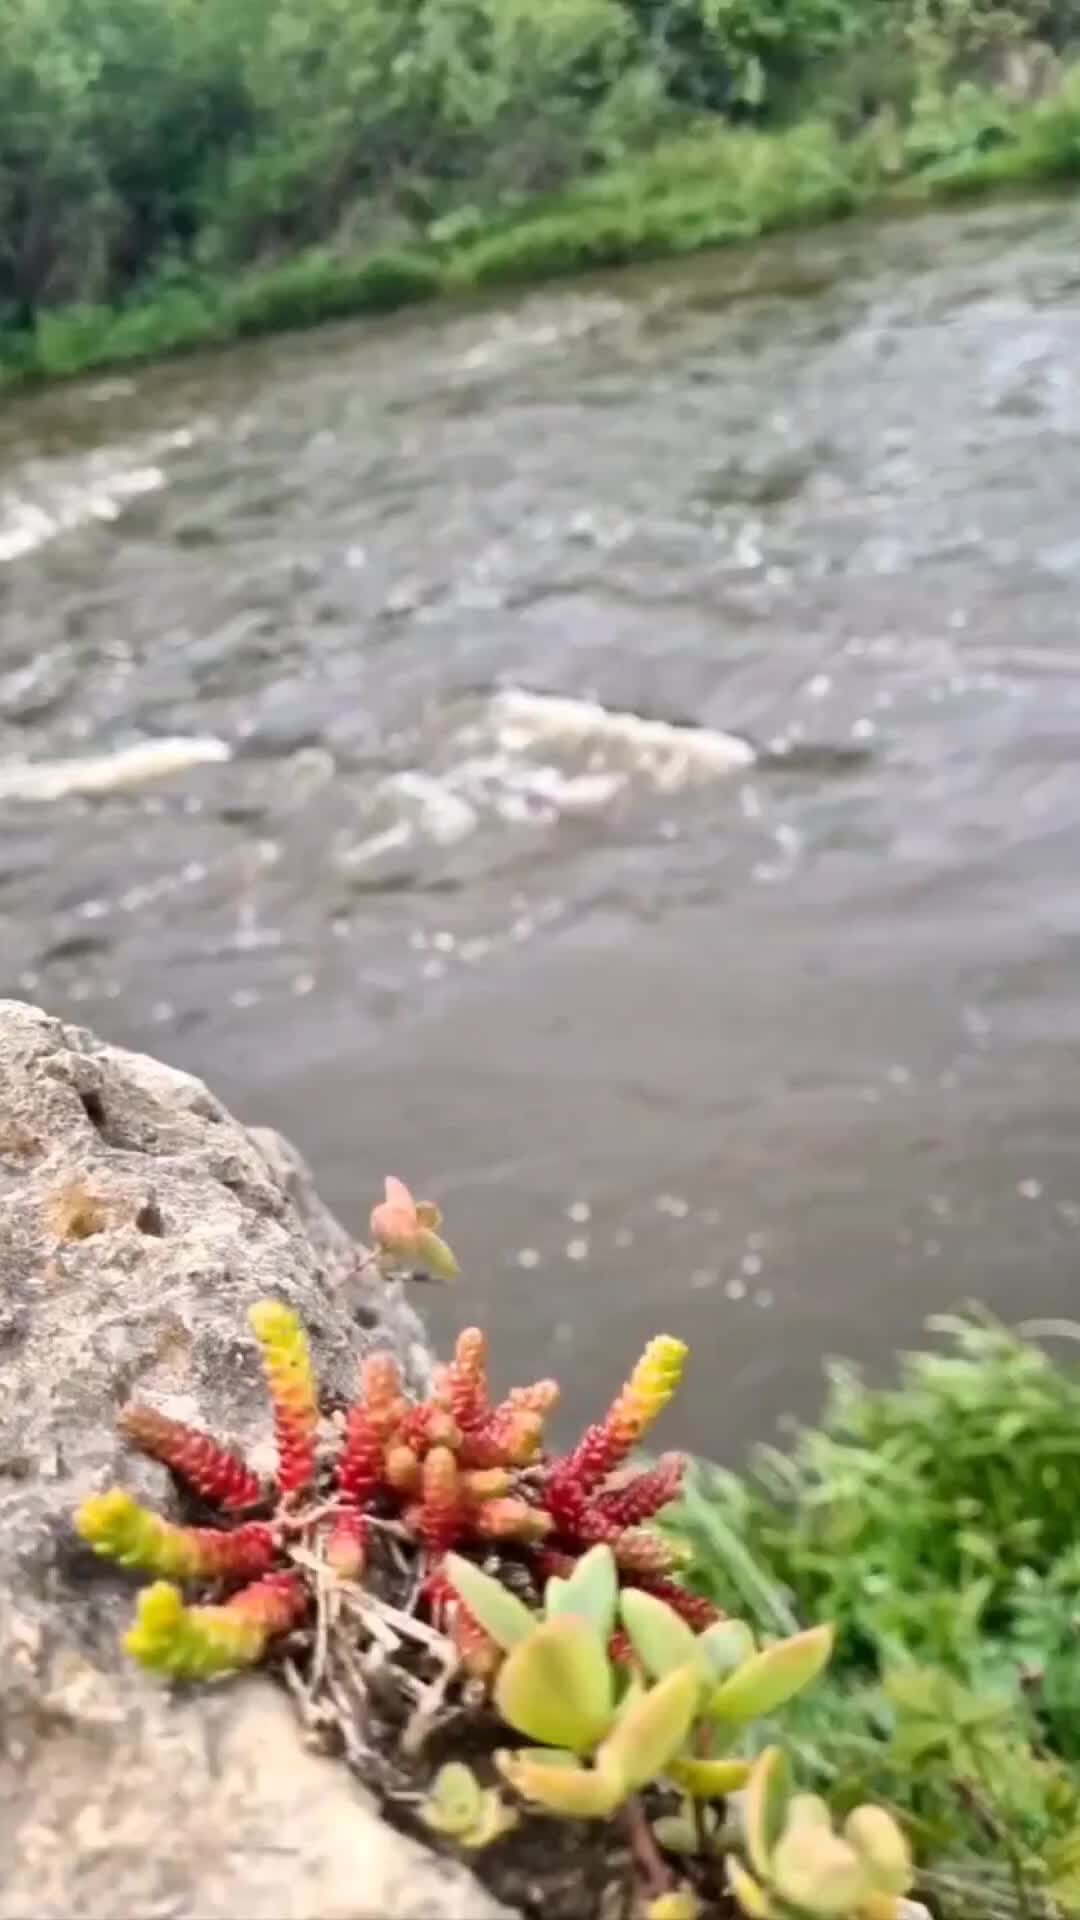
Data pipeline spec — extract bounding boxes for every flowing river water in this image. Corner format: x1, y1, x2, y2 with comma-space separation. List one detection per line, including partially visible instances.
4, 197, 1080, 1453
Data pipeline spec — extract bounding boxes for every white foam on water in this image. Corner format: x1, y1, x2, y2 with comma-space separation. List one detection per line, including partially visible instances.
380, 770, 480, 847
343, 687, 757, 860
483, 687, 757, 787
449, 294, 627, 378
0, 736, 232, 803
338, 688, 755, 865
0, 426, 202, 566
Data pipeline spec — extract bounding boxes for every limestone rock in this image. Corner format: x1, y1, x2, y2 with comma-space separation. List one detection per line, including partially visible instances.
0, 998, 510, 1920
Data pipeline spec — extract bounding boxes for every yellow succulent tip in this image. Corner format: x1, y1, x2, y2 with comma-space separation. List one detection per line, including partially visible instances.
123, 1580, 187, 1663
248, 1298, 307, 1354
76, 1487, 135, 1543
124, 1581, 267, 1679
248, 1297, 317, 1402
618, 1334, 688, 1437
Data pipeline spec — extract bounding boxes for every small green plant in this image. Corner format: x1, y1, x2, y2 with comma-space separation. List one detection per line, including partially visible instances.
726, 1748, 915, 1919
444, 1542, 834, 1820
420, 1761, 519, 1849
441, 1541, 921, 1915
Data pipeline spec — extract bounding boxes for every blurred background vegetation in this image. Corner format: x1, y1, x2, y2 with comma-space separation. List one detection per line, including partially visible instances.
3, 0, 1080, 375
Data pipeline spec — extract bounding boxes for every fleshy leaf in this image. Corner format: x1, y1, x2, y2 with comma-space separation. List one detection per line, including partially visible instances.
443, 1552, 537, 1652
709, 1626, 834, 1725
414, 1227, 460, 1281
546, 1544, 618, 1637
771, 1823, 867, 1915
619, 1586, 700, 1679
494, 1616, 614, 1751
697, 1619, 756, 1681
651, 1809, 704, 1855
743, 1747, 792, 1878
596, 1663, 701, 1794
421, 1762, 483, 1837
506, 1746, 581, 1768
645, 1887, 705, 1919
496, 1749, 622, 1818
725, 1857, 775, 1919
668, 1755, 752, 1798
614, 1667, 645, 1720
459, 1791, 518, 1849
844, 1805, 913, 1896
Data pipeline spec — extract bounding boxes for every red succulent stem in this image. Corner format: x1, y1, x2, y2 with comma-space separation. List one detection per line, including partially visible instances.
625, 1575, 722, 1629
442, 1327, 490, 1432
337, 1405, 386, 1505
419, 1445, 463, 1552
593, 1453, 686, 1528
197, 1521, 278, 1582
119, 1404, 264, 1511
225, 1569, 308, 1633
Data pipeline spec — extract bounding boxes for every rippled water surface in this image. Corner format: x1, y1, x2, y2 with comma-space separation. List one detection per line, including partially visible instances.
5, 198, 1080, 1451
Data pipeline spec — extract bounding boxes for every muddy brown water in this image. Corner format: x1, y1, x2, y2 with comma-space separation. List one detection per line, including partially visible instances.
4, 197, 1080, 1455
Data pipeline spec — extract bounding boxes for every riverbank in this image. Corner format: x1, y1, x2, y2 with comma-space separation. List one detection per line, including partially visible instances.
4, 66, 1080, 390
670, 1313, 1080, 1920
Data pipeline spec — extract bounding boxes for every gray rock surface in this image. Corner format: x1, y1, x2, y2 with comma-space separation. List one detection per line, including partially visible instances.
0, 998, 510, 1920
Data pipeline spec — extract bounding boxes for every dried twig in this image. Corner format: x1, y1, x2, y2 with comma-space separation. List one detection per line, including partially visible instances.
401, 1649, 463, 1757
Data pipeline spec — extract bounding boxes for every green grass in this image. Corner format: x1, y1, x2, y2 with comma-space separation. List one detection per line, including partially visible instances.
664, 1312, 1080, 1919
5, 66, 1080, 390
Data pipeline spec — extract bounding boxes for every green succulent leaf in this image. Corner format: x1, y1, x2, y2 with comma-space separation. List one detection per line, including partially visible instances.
785, 1794, 833, 1834
844, 1804, 913, 1895
495, 1616, 615, 1751
697, 1619, 756, 1681
546, 1544, 618, 1638
743, 1746, 792, 1879
725, 1856, 776, 1918
651, 1810, 704, 1856
644, 1887, 706, 1919
709, 1625, 834, 1725
505, 1746, 580, 1768
496, 1748, 623, 1818
771, 1823, 868, 1916
443, 1552, 537, 1653
597, 1662, 701, 1794
420, 1761, 484, 1837
619, 1586, 700, 1679
458, 1790, 519, 1849
414, 1226, 460, 1281
615, 1667, 646, 1719
668, 1754, 752, 1798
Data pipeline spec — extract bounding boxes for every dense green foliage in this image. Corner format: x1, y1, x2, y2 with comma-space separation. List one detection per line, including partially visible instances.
668, 1314, 1080, 1918
2, 0, 1080, 380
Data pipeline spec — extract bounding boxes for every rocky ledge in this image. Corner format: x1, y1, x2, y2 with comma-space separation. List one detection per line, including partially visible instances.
0, 998, 509, 1920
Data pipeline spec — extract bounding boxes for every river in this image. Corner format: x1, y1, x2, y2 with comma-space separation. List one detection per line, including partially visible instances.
4, 196, 1080, 1454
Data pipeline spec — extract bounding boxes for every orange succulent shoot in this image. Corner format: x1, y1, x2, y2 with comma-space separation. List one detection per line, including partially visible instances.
370, 1176, 459, 1281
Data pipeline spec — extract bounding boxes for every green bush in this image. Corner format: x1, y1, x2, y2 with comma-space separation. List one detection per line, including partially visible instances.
221, 248, 441, 335
2, 0, 1080, 381
665, 1313, 1080, 1919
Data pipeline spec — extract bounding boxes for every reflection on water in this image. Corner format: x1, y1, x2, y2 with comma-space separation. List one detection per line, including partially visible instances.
4, 198, 1080, 1452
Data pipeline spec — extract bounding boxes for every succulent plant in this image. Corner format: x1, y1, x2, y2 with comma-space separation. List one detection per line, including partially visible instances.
726, 1748, 915, 1919
420, 1762, 518, 1849
369, 1177, 460, 1281
73, 1177, 723, 1684
443, 1545, 834, 1821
